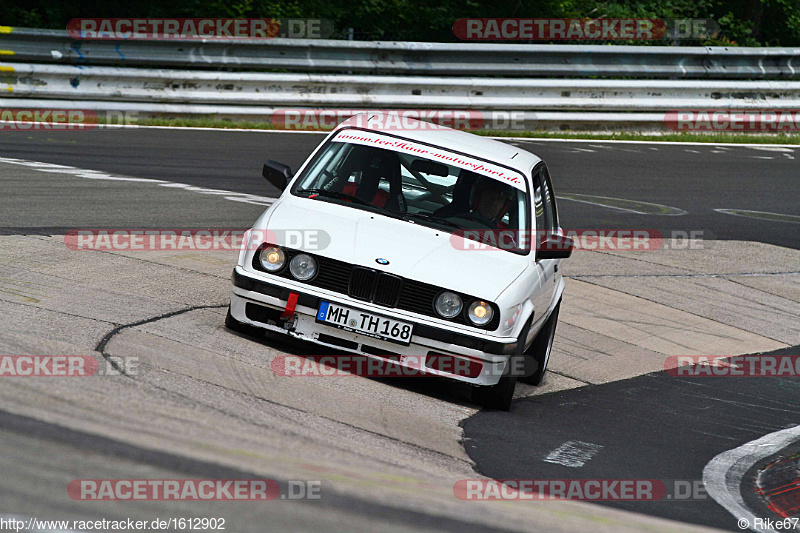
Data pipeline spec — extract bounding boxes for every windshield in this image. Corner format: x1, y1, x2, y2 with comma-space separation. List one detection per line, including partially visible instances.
291, 134, 530, 252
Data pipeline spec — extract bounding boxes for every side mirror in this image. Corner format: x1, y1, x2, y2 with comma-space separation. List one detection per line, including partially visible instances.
262, 160, 293, 191
537, 234, 574, 260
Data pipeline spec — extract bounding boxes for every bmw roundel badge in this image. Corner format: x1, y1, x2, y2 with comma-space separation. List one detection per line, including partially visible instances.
375, 258, 390, 265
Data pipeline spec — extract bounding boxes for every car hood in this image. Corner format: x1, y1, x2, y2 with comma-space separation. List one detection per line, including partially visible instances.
260, 197, 527, 300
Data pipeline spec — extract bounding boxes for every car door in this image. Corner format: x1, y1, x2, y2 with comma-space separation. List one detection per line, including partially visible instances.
532, 164, 558, 316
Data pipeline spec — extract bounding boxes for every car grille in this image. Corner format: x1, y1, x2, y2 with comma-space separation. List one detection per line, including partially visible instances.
253, 246, 499, 330
346, 267, 403, 307
348, 267, 376, 301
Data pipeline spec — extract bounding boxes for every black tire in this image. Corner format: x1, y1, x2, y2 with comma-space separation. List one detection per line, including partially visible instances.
519, 301, 560, 386
471, 319, 533, 411
471, 354, 519, 411
225, 306, 262, 337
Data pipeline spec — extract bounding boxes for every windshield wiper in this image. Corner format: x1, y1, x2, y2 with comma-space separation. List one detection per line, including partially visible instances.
403, 212, 465, 230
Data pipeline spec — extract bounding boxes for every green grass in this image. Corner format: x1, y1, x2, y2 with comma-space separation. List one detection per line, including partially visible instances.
476, 130, 800, 144
101, 117, 800, 144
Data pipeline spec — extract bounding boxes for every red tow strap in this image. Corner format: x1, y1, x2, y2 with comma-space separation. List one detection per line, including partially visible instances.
281, 292, 299, 320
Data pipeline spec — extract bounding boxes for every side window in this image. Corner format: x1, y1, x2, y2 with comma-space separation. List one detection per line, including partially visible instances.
533, 168, 556, 234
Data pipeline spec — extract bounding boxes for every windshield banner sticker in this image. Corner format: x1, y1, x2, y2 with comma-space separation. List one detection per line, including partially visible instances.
333, 130, 526, 191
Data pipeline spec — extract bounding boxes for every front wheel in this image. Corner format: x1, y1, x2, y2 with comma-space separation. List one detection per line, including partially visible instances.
519, 301, 560, 386
471, 318, 534, 411
471, 353, 520, 411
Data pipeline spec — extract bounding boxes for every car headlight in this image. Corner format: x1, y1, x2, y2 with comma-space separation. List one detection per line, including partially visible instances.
468, 300, 494, 326
259, 246, 286, 272
289, 253, 317, 281
435, 291, 463, 318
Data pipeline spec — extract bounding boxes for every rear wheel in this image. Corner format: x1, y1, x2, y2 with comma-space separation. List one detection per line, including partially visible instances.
519, 301, 560, 386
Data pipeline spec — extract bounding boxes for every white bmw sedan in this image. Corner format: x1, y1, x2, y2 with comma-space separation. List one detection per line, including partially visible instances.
227, 113, 573, 410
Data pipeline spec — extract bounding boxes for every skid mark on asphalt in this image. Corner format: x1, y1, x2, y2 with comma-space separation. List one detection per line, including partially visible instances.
0, 156, 278, 206
544, 440, 604, 468
0, 277, 57, 303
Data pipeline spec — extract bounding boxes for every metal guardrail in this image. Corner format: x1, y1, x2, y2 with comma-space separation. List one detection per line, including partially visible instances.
2, 27, 800, 79
2, 27, 800, 131
4, 63, 800, 111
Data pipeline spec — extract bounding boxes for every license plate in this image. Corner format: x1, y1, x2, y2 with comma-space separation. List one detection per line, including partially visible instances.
316, 301, 413, 346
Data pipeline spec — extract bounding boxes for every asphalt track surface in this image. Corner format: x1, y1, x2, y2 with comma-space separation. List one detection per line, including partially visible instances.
1, 127, 799, 532
0, 128, 798, 248
463, 344, 800, 532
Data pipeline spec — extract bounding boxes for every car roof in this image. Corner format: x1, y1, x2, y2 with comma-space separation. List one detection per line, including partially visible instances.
334, 112, 542, 178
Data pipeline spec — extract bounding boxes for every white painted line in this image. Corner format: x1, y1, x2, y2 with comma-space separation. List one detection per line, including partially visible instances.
703, 424, 800, 533
544, 440, 604, 468
492, 137, 800, 149
748, 146, 795, 152
0, 157, 278, 207
557, 193, 687, 216
715, 209, 800, 224
0, 120, 327, 135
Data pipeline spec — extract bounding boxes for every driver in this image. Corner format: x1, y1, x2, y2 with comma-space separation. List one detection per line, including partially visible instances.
461, 178, 515, 229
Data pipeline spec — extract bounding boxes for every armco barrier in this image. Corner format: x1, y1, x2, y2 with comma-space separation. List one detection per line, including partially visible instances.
1, 27, 799, 79
2, 27, 800, 131
3, 63, 799, 110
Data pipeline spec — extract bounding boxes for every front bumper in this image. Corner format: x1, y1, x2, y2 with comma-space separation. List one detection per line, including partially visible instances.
230, 267, 517, 386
